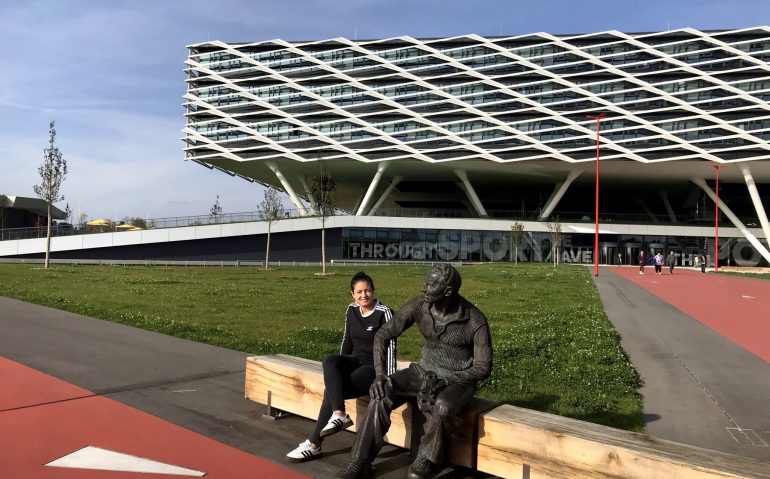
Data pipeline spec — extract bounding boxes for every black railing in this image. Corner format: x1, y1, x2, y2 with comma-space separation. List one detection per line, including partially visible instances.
0, 207, 752, 242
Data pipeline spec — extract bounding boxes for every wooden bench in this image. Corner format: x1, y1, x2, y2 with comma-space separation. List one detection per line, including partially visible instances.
477, 405, 770, 479
244, 354, 495, 468
245, 355, 770, 479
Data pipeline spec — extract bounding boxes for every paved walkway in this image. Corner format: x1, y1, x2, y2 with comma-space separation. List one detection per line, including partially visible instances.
594, 267, 770, 462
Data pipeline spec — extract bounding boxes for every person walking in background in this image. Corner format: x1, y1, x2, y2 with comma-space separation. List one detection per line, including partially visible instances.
638, 250, 646, 275
617, 252, 623, 265
668, 251, 677, 274
654, 251, 664, 275
700, 253, 707, 273
286, 272, 396, 463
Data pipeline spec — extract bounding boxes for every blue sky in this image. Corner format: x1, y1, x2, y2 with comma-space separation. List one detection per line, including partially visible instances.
1, 0, 768, 221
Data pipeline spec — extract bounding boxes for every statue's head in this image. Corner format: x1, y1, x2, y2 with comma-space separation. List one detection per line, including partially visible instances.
421, 264, 461, 304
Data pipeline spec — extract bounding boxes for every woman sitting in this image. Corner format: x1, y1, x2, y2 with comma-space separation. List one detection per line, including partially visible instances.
286, 271, 396, 463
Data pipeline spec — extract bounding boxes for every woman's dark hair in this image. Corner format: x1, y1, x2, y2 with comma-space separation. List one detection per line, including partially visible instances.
350, 271, 374, 292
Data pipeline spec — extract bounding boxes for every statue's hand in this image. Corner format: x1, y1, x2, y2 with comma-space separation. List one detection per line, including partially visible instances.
370, 374, 391, 400
430, 378, 448, 394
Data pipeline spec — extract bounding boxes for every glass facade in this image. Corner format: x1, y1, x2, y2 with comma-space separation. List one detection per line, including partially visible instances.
341, 228, 769, 267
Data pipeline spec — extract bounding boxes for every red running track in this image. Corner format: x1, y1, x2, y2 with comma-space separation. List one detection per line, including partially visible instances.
609, 267, 770, 363
0, 357, 309, 479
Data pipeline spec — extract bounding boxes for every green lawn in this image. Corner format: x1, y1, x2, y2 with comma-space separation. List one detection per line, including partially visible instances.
0, 263, 643, 430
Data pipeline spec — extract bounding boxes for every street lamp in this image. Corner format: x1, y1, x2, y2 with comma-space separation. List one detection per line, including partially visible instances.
712, 163, 725, 272
587, 112, 606, 277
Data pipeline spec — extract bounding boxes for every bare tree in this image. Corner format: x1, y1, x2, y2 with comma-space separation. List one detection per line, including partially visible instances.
256, 186, 285, 269
33, 121, 68, 269
209, 195, 223, 223
310, 160, 337, 274
78, 212, 88, 228
546, 216, 563, 267
510, 220, 524, 265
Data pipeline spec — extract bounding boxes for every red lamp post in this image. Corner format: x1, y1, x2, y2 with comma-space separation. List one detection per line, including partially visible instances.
587, 112, 606, 277
712, 164, 725, 272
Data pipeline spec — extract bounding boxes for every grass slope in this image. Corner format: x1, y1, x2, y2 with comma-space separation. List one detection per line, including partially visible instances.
0, 263, 643, 430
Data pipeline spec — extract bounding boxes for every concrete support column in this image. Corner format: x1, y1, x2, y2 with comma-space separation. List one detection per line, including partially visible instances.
739, 163, 770, 242
367, 176, 404, 216
356, 163, 389, 216
299, 176, 317, 215
691, 177, 770, 263
266, 161, 308, 216
539, 170, 582, 220
658, 190, 677, 223
454, 169, 487, 217
637, 198, 660, 223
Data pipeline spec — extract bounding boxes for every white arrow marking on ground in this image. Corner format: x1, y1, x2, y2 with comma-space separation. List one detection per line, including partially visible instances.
45, 446, 206, 476
742, 295, 756, 299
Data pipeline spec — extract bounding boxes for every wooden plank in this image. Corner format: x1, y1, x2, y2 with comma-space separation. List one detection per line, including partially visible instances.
477, 405, 770, 479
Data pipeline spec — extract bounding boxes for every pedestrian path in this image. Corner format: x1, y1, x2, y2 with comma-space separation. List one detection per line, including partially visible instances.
594, 267, 770, 462
613, 266, 770, 362
0, 356, 308, 478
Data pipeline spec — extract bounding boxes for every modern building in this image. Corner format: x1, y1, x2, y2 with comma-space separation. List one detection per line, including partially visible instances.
0, 195, 67, 229
181, 27, 770, 267
20, 28, 769, 265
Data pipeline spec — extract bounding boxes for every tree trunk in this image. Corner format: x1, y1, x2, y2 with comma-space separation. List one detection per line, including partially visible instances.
44, 205, 52, 269
514, 245, 518, 265
321, 227, 326, 274
265, 225, 271, 270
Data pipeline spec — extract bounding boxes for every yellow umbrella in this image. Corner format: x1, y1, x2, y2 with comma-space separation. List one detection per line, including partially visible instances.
116, 224, 142, 231
86, 219, 112, 227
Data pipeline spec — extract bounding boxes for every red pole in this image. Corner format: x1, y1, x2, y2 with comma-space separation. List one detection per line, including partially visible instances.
713, 164, 721, 272
587, 112, 606, 277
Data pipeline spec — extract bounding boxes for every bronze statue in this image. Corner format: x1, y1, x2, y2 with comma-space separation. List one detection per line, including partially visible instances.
336, 264, 493, 479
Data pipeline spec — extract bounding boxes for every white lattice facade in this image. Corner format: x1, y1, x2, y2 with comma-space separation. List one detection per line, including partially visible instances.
182, 28, 770, 249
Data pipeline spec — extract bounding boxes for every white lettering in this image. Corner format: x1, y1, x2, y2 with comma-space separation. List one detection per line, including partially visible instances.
460, 232, 481, 260
483, 232, 508, 261
437, 230, 460, 260
385, 243, 399, 258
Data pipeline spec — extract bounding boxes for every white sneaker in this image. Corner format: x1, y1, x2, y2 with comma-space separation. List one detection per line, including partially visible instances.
320, 413, 353, 437
286, 439, 322, 463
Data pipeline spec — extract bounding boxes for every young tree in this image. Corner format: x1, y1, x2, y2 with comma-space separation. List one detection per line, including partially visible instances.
64, 202, 72, 224
546, 216, 563, 267
33, 121, 68, 269
0, 195, 8, 240
209, 195, 223, 223
510, 220, 524, 265
78, 212, 88, 228
256, 186, 285, 269
310, 160, 337, 274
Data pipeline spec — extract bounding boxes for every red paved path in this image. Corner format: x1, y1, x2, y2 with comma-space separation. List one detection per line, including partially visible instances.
609, 267, 770, 363
0, 357, 308, 479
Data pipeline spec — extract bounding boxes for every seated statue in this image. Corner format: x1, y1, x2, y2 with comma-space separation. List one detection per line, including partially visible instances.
336, 264, 493, 479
